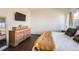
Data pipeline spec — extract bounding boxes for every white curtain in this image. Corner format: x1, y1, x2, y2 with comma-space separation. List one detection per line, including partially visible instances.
69, 12, 73, 28
65, 12, 73, 30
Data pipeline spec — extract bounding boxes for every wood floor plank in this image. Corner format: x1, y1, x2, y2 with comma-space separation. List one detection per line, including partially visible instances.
4, 34, 40, 51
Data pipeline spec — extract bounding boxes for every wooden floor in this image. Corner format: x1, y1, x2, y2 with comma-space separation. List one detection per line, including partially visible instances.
4, 34, 40, 51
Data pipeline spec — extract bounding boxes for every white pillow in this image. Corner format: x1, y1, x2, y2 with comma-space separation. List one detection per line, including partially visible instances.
75, 30, 79, 36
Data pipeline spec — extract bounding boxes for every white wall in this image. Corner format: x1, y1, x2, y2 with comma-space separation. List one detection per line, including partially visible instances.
0, 8, 31, 45
31, 8, 70, 34
0, 8, 31, 30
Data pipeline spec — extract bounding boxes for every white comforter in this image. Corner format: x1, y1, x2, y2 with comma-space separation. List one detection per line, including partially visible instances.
52, 32, 79, 51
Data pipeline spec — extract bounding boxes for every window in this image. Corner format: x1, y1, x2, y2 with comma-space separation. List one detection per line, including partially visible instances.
73, 11, 79, 28
0, 19, 5, 28
73, 12, 79, 19
0, 22, 5, 28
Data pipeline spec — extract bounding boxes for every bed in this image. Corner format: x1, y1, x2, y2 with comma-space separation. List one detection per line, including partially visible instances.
52, 32, 79, 51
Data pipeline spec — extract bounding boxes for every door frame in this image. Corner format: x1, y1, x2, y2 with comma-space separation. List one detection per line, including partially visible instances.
0, 16, 8, 50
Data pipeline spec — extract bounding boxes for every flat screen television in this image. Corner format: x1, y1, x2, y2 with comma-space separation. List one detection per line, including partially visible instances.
15, 12, 26, 21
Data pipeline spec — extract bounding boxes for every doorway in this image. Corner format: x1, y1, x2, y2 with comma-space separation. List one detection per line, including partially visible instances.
0, 17, 7, 50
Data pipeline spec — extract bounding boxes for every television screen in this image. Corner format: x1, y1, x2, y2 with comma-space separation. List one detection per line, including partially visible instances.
15, 12, 26, 21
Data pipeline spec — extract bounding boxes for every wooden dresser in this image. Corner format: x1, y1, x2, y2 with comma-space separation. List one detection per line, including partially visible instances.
9, 26, 31, 47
